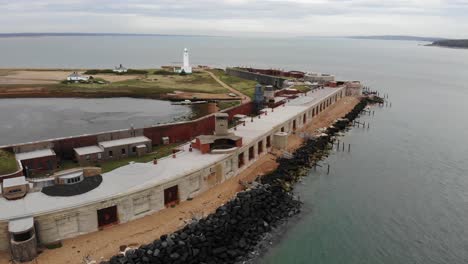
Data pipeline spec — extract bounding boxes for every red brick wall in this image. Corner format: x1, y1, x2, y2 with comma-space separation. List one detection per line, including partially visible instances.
222, 102, 254, 121
144, 116, 215, 145
21, 155, 57, 172
53, 135, 99, 159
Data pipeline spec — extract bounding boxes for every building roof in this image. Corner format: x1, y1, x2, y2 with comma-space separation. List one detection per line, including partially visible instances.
15, 149, 55, 161
114, 64, 127, 70
74, 146, 103, 156
8, 216, 34, 233
68, 72, 81, 77
215, 113, 229, 118
3, 176, 28, 188
0, 87, 344, 221
99, 136, 151, 149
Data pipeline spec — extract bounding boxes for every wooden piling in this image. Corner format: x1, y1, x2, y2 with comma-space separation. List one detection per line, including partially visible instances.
327, 164, 330, 175
348, 144, 351, 152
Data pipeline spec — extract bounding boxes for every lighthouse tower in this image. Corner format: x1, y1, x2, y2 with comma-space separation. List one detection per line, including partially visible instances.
181, 48, 192, 74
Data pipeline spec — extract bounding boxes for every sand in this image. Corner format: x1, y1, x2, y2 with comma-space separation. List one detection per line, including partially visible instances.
0, 70, 139, 85
0, 96, 359, 264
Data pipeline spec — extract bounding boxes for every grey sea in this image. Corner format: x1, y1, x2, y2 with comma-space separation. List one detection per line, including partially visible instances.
1, 36, 468, 263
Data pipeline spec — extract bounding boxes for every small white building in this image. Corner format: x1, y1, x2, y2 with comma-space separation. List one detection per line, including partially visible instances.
113, 64, 128, 73
304, 72, 335, 83
174, 48, 192, 74
66, 72, 89, 82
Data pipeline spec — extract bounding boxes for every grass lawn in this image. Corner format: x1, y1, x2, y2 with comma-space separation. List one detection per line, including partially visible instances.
293, 85, 312, 92
208, 69, 257, 99
0, 150, 18, 175
100, 143, 180, 173
51, 71, 228, 97
217, 100, 241, 110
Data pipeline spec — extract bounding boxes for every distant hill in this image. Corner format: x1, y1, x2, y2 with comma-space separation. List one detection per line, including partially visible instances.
0, 32, 212, 38
349, 35, 444, 42
429, 39, 468, 49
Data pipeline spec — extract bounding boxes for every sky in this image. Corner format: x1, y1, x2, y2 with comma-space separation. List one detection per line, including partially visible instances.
1, 0, 467, 38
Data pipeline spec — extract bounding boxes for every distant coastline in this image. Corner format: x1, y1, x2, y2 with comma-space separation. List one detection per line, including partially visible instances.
0, 32, 215, 38
348, 35, 444, 42
427, 39, 468, 49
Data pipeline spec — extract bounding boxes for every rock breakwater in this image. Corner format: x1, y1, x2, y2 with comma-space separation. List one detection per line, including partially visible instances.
100, 96, 378, 264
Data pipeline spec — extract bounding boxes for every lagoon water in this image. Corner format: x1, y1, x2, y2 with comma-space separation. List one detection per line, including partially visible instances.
0, 98, 191, 146
1, 36, 468, 263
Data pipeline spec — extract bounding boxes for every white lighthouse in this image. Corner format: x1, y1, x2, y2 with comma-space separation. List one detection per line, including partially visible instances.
180, 48, 192, 74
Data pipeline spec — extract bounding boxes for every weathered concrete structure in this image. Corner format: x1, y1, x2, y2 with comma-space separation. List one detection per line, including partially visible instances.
226, 68, 288, 88
0, 84, 360, 262
74, 136, 152, 166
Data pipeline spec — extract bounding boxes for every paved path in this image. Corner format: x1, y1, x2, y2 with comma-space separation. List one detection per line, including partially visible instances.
203, 69, 251, 104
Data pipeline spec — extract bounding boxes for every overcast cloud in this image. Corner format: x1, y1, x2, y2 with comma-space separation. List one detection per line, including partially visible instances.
1, 0, 467, 37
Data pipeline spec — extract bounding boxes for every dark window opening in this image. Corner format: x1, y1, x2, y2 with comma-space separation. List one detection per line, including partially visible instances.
121, 148, 126, 155
8, 188, 22, 194
13, 231, 32, 242
248, 146, 254, 160
238, 153, 245, 168
132, 146, 137, 153
303, 114, 306, 124
109, 151, 113, 157
293, 120, 297, 130
281, 127, 285, 132
164, 186, 179, 206
266, 136, 271, 148
258, 141, 263, 154
98, 206, 118, 228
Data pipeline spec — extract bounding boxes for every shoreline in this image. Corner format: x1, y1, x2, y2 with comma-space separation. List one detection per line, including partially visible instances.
0, 96, 361, 264
99, 97, 372, 264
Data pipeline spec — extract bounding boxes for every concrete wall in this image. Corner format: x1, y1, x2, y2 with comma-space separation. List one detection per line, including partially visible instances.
101, 142, 151, 161
0, 222, 8, 251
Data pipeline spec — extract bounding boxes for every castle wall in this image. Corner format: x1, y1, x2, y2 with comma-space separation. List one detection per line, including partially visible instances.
0, 87, 347, 254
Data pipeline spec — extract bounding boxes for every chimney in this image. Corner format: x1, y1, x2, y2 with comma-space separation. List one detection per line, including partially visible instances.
214, 113, 229, 136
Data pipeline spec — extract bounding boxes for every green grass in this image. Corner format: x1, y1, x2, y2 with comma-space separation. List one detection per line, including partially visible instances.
0, 150, 18, 175
208, 69, 258, 99
100, 143, 180, 173
293, 85, 312, 92
51, 71, 228, 97
217, 100, 241, 110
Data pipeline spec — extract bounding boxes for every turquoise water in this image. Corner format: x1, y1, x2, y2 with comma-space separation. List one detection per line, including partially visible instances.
1, 36, 468, 263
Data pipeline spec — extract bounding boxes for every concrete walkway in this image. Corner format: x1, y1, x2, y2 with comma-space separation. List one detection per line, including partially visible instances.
203, 69, 251, 104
